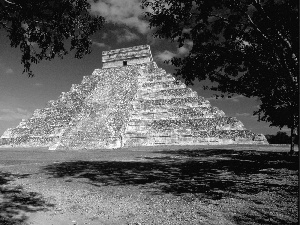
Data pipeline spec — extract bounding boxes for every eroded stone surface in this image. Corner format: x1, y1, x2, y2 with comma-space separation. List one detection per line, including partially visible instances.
0, 45, 268, 149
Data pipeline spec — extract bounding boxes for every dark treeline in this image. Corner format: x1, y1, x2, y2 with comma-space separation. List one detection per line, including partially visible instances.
265, 132, 298, 144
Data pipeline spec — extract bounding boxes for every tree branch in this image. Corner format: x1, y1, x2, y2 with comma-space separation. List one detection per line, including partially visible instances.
1, 0, 22, 7
251, 0, 298, 63
246, 13, 269, 41
209, 14, 230, 24
7, 0, 18, 4
246, 11, 296, 84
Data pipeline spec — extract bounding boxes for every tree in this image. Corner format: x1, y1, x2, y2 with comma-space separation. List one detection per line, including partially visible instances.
266, 131, 290, 144
142, 0, 299, 153
0, 0, 104, 76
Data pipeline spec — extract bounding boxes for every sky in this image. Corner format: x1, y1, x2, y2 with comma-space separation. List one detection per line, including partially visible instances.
0, 0, 288, 136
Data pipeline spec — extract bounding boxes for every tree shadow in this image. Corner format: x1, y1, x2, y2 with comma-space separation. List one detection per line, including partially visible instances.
0, 172, 54, 225
232, 208, 298, 225
152, 149, 299, 172
42, 149, 298, 200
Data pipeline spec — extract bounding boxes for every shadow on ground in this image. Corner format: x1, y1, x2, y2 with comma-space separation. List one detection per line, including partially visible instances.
0, 172, 54, 225
43, 149, 298, 199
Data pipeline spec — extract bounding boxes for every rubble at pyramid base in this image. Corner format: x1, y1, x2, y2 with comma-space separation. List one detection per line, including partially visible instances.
0, 46, 268, 150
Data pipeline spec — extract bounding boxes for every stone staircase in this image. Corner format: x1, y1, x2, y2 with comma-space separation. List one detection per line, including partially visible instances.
0, 45, 268, 149
122, 64, 266, 147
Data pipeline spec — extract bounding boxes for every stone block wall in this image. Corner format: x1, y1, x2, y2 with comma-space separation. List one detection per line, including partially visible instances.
102, 45, 153, 68
102, 56, 152, 68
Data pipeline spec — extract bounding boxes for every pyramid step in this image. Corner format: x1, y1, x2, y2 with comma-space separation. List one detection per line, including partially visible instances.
131, 101, 212, 111
138, 84, 187, 92
123, 130, 257, 147
140, 82, 186, 92
124, 129, 253, 137
129, 106, 220, 116
140, 76, 175, 84
125, 118, 245, 133
136, 88, 197, 100
134, 97, 201, 108
129, 110, 223, 120
142, 71, 172, 79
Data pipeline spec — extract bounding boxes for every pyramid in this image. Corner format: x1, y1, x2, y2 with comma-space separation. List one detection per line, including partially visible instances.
0, 45, 268, 149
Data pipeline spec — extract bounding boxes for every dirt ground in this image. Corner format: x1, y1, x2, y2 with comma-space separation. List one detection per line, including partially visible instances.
0, 145, 298, 225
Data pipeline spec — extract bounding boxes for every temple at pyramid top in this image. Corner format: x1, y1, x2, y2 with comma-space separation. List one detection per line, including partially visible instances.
102, 45, 153, 68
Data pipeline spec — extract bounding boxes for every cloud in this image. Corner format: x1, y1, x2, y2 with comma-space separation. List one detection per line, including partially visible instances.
0, 60, 14, 74
279, 127, 291, 132
0, 108, 32, 121
154, 40, 194, 62
5, 68, 13, 74
90, 0, 149, 34
177, 46, 189, 55
206, 95, 245, 102
154, 50, 176, 62
146, 30, 160, 45
92, 41, 110, 49
230, 95, 244, 102
236, 112, 251, 117
177, 40, 193, 56
113, 28, 140, 43
102, 33, 108, 39
93, 29, 139, 48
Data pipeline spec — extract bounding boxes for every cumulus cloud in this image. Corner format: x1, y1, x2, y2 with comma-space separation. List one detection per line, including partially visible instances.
146, 31, 160, 45
92, 41, 110, 49
113, 28, 140, 43
236, 112, 251, 117
93, 29, 139, 46
102, 33, 108, 39
154, 50, 176, 62
5, 68, 13, 74
0, 108, 32, 121
154, 40, 193, 62
90, 0, 149, 34
176, 40, 193, 56
230, 95, 244, 102
279, 127, 291, 132
206, 95, 245, 102
177, 46, 189, 55
0, 60, 14, 75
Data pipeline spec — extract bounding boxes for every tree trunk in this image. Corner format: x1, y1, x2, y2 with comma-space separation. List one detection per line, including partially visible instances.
290, 125, 295, 155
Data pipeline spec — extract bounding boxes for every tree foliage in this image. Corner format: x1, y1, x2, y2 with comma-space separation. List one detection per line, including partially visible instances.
265, 131, 298, 145
142, 0, 299, 148
0, 0, 104, 76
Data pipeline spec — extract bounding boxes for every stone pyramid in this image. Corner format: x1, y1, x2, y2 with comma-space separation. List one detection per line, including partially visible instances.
0, 45, 268, 149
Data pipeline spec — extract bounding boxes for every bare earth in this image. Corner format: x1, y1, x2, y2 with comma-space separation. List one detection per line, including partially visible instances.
0, 145, 298, 225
